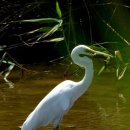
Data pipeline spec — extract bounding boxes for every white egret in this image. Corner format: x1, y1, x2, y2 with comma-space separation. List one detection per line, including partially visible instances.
21, 45, 111, 130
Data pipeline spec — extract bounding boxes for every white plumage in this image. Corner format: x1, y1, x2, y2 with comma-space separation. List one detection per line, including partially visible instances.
21, 45, 110, 130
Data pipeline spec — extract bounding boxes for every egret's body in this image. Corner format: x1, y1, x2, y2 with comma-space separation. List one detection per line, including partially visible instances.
21, 45, 110, 130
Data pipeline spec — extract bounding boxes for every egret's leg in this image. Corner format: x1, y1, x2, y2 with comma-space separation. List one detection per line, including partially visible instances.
53, 125, 59, 130
53, 114, 63, 130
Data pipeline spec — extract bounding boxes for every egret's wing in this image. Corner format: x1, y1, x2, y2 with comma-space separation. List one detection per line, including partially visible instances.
59, 94, 70, 111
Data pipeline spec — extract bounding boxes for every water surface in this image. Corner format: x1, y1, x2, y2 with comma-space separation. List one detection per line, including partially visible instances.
0, 63, 130, 130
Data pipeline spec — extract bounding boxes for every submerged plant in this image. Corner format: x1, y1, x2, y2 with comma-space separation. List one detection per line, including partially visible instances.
0, 52, 15, 88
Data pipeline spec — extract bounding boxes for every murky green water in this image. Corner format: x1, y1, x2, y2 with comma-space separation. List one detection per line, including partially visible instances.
0, 63, 130, 130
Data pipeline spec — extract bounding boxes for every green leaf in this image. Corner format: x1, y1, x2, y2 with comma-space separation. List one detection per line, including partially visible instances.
44, 37, 64, 42
115, 50, 123, 62
116, 63, 129, 80
38, 27, 54, 32
97, 65, 105, 76
56, 1, 62, 18
27, 27, 55, 34
36, 23, 62, 41
18, 18, 60, 23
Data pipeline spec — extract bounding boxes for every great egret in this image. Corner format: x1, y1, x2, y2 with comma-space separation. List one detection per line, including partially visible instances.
21, 45, 111, 130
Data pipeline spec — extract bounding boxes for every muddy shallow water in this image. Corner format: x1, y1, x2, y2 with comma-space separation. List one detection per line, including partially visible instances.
0, 63, 130, 130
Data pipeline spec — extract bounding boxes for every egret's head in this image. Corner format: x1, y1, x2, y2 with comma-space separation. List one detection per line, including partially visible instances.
71, 45, 112, 67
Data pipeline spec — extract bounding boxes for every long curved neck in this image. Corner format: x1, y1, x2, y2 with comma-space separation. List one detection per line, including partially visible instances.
81, 61, 93, 88
75, 61, 94, 99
